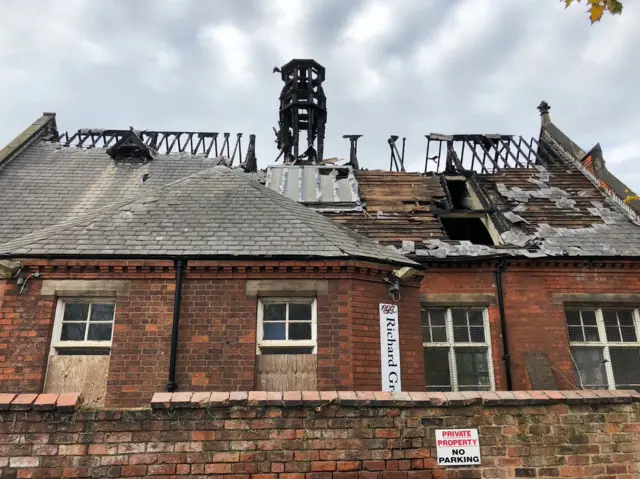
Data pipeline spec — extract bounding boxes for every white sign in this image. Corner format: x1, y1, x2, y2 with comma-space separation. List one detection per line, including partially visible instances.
379, 303, 401, 392
436, 429, 481, 466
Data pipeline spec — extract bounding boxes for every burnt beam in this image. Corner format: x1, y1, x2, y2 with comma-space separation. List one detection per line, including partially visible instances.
342, 134, 362, 170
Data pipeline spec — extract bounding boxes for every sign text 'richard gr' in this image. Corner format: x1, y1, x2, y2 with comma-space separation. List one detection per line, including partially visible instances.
379, 303, 401, 392
435, 429, 481, 466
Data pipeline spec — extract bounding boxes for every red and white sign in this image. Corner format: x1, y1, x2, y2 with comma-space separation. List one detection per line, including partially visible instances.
435, 429, 481, 466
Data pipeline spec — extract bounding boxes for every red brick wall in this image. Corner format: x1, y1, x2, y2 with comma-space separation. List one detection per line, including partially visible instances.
176, 279, 255, 393
1, 390, 639, 479
502, 263, 640, 390
317, 280, 354, 390
106, 279, 175, 407
421, 261, 640, 391
420, 267, 508, 390
0, 260, 424, 408
0, 278, 55, 392
351, 279, 424, 391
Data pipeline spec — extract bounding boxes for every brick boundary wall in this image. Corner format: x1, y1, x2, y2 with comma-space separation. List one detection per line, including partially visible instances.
0, 391, 639, 479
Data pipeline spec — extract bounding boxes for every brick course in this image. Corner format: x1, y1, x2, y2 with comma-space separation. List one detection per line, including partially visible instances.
0, 260, 423, 407
4, 258, 640, 407
421, 261, 640, 391
0, 391, 638, 479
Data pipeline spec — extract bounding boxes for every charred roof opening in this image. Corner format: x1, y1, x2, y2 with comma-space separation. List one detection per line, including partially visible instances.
446, 178, 468, 210
440, 217, 495, 246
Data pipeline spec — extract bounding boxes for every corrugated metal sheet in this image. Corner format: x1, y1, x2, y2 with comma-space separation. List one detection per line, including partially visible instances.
265, 165, 361, 211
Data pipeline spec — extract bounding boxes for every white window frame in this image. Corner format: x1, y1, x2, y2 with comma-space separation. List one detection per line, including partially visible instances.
566, 307, 640, 390
49, 298, 116, 356
256, 297, 317, 354
422, 307, 495, 392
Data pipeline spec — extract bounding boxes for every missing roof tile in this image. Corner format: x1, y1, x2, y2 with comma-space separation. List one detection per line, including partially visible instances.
440, 217, 495, 246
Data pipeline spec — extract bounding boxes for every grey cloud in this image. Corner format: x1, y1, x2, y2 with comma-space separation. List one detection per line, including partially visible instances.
0, 0, 638, 192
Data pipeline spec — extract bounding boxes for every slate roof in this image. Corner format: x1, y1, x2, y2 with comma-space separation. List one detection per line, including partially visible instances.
0, 162, 416, 265
0, 139, 222, 244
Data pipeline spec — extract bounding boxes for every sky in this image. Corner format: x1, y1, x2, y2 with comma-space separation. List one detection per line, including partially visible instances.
1, 0, 639, 191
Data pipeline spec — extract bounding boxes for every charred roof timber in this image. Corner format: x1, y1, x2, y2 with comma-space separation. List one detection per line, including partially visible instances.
388, 136, 406, 172
342, 134, 362, 170
423, 134, 547, 174
273, 59, 327, 164
57, 128, 256, 168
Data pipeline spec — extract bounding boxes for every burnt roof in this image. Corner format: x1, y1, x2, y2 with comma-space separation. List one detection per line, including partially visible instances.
327, 171, 447, 245
316, 126, 640, 260
2, 108, 639, 262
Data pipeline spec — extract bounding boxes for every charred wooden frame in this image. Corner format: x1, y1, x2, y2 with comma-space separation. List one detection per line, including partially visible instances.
423, 134, 548, 174
56, 129, 256, 168
388, 135, 406, 172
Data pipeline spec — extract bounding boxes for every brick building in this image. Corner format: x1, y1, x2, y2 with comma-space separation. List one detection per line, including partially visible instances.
1, 60, 640, 409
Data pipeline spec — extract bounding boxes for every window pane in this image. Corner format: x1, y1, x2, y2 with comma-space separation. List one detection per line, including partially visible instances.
609, 348, 640, 390
451, 309, 466, 326
429, 309, 446, 326
455, 348, 490, 390
581, 310, 597, 325
617, 310, 634, 326
605, 325, 621, 342
470, 326, 485, 343
568, 326, 584, 342
60, 323, 86, 341
468, 310, 483, 326
602, 310, 618, 327
421, 325, 431, 343
90, 304, 115, 322
584, 326, 600, 342
621, 325, 637, 342
432, 326, 447, 343
453, 326, 469, 342
617, 311, 637, 342
289, 322, 311, 340
63, 303, 89, 322
571, 347, 607, 389
420, 309, 429, 327
424, 348, 451, 391
565, 310, 581, 326
263, 322, 286, 340
87, 323, 113, 341
263, 304, 286, 322
289, 303, 312, 322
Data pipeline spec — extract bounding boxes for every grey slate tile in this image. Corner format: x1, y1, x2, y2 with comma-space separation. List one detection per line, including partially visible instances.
0, 147, 415, 266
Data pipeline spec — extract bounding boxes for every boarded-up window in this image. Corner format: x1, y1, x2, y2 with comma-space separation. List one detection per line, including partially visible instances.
45, 299, 115, 406
255, 298, 317, 390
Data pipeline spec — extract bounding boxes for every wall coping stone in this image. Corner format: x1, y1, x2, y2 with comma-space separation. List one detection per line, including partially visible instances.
150, 390, 640, 410
3, 390, 637, 412
0, 392, 82, 412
